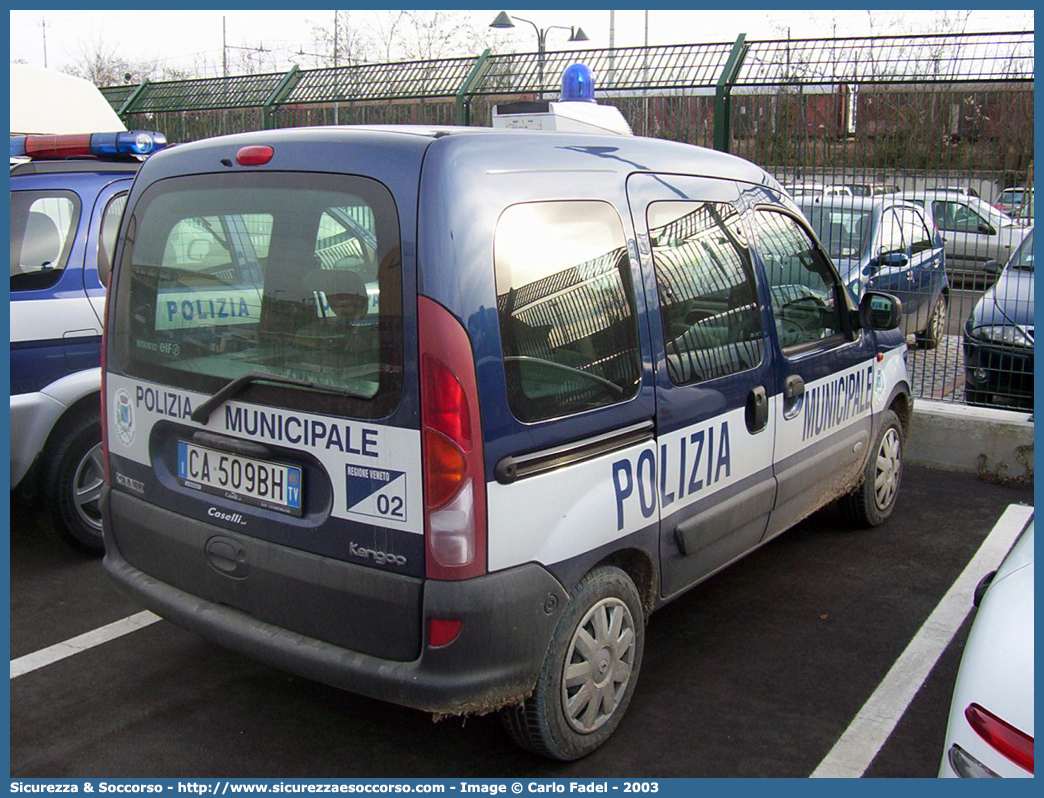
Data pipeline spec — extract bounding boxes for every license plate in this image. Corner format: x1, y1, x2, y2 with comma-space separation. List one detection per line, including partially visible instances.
177, 441, 303, 516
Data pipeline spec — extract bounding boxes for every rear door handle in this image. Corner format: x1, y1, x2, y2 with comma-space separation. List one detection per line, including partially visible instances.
782, 374, 805, 421
784, 374, 805, 399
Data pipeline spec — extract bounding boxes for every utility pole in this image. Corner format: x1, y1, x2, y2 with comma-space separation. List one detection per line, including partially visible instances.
333, 10, 339, 67
643, 11, 650, 135
40, 17, 48, 68
223, 16, 228, 78
333, 10, 340, 126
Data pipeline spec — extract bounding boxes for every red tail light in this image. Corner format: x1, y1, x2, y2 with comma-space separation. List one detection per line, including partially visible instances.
966, 703, 1034, 773
418, 296, 486, 581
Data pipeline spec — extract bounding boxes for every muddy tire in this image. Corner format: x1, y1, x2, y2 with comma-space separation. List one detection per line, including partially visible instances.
501, 566, 644, 760
840, 409, 904, 528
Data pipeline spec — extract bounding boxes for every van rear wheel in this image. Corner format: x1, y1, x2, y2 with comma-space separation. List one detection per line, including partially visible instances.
43, 408, 105, 555
501, 566, 644, 760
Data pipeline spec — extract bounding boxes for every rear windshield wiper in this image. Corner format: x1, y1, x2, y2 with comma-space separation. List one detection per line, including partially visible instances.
191, 371, 369, 424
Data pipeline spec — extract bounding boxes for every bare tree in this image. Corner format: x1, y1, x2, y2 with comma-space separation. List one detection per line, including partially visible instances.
307, 10, 376, 67
370, 11, 409, 63
308, 10, 493, 66
398, 11, 490, 62
62, 33, 160, 86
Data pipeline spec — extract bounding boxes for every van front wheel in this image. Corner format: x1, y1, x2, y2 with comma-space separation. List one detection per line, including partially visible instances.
840, 409, 904, 527
501, 566, 644, 760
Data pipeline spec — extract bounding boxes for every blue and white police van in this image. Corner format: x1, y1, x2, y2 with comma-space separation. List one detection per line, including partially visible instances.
10, 130, 165, 552
100, 69, 911, 759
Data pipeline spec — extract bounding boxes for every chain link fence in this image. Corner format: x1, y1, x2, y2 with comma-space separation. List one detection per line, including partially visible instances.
101, 30, 1034, 410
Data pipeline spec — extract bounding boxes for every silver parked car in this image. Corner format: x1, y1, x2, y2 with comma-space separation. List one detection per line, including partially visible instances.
902, 191, 1028, 285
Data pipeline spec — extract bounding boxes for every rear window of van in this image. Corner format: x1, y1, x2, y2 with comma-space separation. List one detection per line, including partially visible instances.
111, 173, 403, 418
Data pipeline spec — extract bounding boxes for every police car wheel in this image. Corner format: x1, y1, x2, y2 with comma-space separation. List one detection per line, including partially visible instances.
44, 410, 105, 555
501, 566, 644, 760
840, 409, 903, 528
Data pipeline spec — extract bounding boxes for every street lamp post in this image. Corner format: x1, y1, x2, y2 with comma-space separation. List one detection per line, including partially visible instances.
490, 11, 589, 92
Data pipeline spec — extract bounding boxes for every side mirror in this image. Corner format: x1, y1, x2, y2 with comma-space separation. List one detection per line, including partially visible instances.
858, 291, 902, 331
879, 252, 909, 268
978, 222, 997, 235
984, 259, 1003, 277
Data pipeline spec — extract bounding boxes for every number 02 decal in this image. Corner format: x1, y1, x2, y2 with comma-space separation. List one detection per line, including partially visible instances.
345, 465, 408, 522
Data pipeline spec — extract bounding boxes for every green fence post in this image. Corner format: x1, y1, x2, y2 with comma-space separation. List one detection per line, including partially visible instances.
713, 34, 748, 153
117, 80, 150, 124
455, 48, 492, 126
263, 65, 303, 129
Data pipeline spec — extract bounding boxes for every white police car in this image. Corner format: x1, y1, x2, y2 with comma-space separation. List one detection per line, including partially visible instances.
10, 130, 165, 552
100, 68, 912, 758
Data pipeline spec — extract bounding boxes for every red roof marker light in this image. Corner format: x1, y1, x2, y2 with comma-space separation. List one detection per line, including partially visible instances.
236, 145, 274, 166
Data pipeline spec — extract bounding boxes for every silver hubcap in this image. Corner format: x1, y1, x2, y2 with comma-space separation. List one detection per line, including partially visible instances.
930, 301, 947, 340
562, 597, 636, 734
73, 442, 105, 533
874, 428, 901, 511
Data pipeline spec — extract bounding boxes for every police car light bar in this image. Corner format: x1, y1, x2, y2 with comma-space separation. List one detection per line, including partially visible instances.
491, 62, 632, 136
10, 130, 167, 160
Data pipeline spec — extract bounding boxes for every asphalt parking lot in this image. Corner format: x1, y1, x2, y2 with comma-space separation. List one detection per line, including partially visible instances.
10, 465, 1031, 778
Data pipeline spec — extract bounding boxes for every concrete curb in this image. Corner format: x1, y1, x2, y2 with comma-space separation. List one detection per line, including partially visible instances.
906, 399, 1034, 479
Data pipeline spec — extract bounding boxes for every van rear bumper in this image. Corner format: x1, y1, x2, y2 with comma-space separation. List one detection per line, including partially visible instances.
102, 487, 567, 715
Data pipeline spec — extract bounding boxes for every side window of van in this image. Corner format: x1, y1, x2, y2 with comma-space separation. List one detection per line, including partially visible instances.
750, 210, 844, 353
647, 201, 765, 385
10, 190, 80, 292
98, 193, 127, 286
494, 201, 641, 423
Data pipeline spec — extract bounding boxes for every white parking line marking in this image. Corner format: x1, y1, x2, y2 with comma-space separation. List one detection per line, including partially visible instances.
811, 503, 1034, 778
10, 610, 162, 679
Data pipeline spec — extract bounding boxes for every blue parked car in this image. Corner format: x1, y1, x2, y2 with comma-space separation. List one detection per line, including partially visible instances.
963, 228, 1034, 409
800, 196, 950, 348
10, 130, 165, 552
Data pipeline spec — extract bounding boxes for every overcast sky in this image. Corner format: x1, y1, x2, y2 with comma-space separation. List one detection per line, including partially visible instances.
10, 8, 1035, 78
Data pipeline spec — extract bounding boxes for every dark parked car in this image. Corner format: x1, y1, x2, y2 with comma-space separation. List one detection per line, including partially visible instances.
800, 195, 949, 348
963, 228, 1034, 409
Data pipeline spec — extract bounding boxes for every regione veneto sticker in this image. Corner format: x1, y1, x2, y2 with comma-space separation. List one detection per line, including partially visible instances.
346, 465, 408, 523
